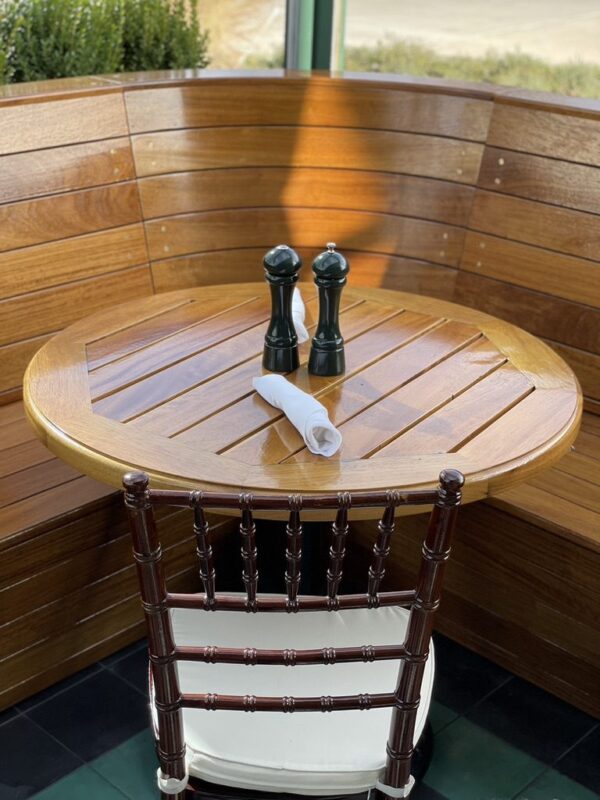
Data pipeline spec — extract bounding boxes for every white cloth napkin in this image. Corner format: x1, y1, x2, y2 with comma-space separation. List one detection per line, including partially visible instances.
252, 375, 342, 457
292, 288, 309, 344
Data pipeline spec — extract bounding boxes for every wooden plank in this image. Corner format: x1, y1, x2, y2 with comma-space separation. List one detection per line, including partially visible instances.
132, 126, 483, 184
0, 402, 25, 426
454, 271, 600, 355
225, 322, 482, 465
124, 82, 492, 140
0, 476, 114, 543
90, 296, 270, 399
0, 334, 53, 395
178, 309, 440, 454
0, 511, 192, 626
290, 337, 505, 463
487, 104, 600, 166
0, 92, 128, 155
552, 450, 600, 486
544, 339, 600, 402
129, 296, 361, 437
460, 232, 600, 308
0, 224, 149, 301
459, 390, 578, 475
529, 470, 600, 515
93, 299, 368, 422
489, 484, 600, 550
151, 250, 458, 302
478, 147, 600, 214
469, 189, 600, 262
575, 431, 600, 460
0, 438, 54, 479
0, 138, 135, 204
374, 364, 533, 457
0, 417, 37, 450
0, 266, 153, 347
581, 412, 600, 438
0, 459, 81, 509
138, 168, 474, 226
0, 182, 141, 252
145, 208, 464, 268
86, 300, 196, 370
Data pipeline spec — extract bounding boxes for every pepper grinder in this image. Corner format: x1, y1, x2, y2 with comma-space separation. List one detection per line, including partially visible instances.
308, 243, 349, 376
262, 244, 302, 373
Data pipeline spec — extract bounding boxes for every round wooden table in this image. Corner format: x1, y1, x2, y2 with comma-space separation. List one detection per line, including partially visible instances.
24, 283, 581, 515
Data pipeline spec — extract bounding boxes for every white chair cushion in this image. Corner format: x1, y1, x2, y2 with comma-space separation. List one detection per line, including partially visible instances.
169, 602, 434, 795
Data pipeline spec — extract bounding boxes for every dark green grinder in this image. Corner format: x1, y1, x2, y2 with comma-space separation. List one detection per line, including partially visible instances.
262, 244, 302, 373
308, 243, 349, 376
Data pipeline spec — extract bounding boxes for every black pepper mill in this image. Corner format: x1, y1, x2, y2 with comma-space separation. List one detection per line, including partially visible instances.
262, 244, 302, 373
308, 243, 349, 376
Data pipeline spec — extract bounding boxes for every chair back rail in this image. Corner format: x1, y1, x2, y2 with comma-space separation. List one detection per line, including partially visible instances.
123, 467, 464, 796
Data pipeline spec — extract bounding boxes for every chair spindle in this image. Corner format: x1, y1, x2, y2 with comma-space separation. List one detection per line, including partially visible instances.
191, 493, 215, 608
285, 495, 303, 609
240, 493, 259, 609
327, 492, 351, 601
368, 491, 399, 601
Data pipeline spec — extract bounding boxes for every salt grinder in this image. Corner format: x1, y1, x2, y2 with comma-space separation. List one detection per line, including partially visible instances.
262, 244, 302, 373
308, 243, 349, 376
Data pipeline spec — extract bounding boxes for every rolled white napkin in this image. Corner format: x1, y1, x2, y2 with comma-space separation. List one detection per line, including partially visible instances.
292, 287, 309, 344
252, 374, 342, 457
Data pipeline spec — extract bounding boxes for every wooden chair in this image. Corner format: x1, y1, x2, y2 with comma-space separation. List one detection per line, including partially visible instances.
123, 468, 464, 799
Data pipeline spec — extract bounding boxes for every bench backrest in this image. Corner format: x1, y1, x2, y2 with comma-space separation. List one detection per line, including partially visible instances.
0, 73, 598, 413
0, 82, 153, 403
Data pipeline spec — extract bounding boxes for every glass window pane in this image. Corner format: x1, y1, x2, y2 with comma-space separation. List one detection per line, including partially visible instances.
202, 0, 286, 69
344, 0, 600, 98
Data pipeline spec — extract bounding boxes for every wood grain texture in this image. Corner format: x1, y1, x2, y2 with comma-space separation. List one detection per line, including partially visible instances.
132, 126, 483, 183
543, 340, 600, 402
0, 224, 148, 301
487, 103, 600, 166
478, 147, 600, 214
124, 80, 492, 140
346, 488, 600, 716
0, 266, 153, 347
0, 138, 135, 204
460, 232, 600, 308
138, 168, 474, 226
0, 182, 141, 252
0, 335, 52, 396
150, 249, 459, 303
469, 190, 600, 262
453, 271, 599, 355
145, 208, 464, 268
24, 284, 581, 504
0, 91, 128, 155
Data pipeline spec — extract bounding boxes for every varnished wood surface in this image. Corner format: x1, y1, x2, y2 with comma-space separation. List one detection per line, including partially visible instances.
24, 283, 581, 511
0, 398, 237, 710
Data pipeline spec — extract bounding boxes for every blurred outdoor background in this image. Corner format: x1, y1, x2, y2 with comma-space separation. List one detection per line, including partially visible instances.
0, 0, 599, 96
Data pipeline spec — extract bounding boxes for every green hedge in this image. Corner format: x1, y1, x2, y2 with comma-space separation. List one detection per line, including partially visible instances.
0, 0, 209, 84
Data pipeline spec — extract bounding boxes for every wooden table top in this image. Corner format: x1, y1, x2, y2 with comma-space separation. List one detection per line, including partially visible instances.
24, 283, 581, 514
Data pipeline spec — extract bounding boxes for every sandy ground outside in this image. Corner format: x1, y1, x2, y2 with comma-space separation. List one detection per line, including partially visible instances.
346, 0, 600, 65
200, 0, 600, 68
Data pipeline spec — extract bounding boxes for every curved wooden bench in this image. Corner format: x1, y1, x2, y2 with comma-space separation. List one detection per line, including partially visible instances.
0, 71, 597, 714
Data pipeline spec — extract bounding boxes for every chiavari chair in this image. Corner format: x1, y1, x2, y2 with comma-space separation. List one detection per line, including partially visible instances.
123, 468, 464, 799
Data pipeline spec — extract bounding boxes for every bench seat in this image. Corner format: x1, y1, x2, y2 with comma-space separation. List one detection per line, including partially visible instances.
351, 413, 599, 717
0, 401, 235, 709
0, 71, 598, 715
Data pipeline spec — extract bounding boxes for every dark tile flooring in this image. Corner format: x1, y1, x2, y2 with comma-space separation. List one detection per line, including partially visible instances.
0, 634, 598, 800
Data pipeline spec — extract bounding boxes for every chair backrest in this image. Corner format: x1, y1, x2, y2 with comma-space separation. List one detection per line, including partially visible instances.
123, 468, 464, 796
